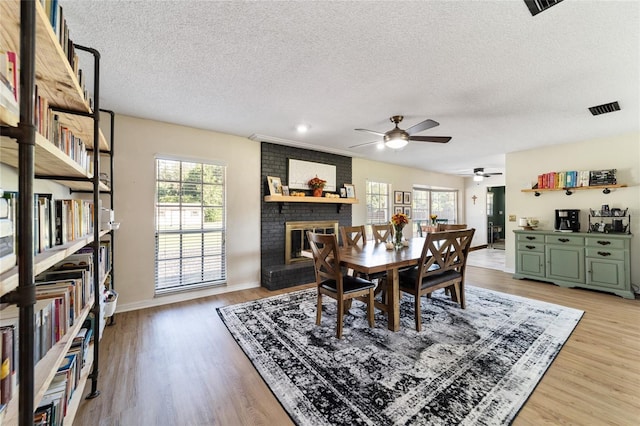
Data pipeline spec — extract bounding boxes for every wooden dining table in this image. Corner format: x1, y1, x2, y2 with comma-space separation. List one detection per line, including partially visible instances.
338, 238, 426, 331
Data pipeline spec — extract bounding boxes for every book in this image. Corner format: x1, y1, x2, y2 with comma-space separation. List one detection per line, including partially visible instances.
0, 192, 17, 274
0, 328, 12, 405
5, 51, 17, 101
54, 199, 68, 246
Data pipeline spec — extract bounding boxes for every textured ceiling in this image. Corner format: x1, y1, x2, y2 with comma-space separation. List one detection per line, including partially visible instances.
61, 0, 639, 176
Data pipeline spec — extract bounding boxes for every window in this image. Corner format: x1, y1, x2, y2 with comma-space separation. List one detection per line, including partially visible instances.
155, 157, 226, 294
412, 188, 458, 235
365, 181, 390, 225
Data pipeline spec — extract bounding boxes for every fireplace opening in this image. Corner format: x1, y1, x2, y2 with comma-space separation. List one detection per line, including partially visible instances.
285, 221, 339, 264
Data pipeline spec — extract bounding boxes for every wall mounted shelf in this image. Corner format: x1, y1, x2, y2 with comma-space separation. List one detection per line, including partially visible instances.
521, 184, 627, 196
264, 195, 358, 213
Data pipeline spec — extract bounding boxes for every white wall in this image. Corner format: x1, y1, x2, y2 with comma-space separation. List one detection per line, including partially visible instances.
504, 132, 639, 287
352, 158, 466, 233
113, 115, 261, 312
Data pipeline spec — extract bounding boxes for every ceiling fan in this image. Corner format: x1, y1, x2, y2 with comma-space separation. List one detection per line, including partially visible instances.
471, 167, 503, 181
349, 115, 451, 150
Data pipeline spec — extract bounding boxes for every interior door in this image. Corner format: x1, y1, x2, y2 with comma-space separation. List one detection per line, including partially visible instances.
486, 186, 505, 248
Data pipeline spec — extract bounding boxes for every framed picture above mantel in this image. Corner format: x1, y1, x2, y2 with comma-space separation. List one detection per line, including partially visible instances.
288, 159, 337, 192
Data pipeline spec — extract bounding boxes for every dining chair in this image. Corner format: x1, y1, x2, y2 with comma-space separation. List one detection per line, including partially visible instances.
371, 224, 393, 244
340, 225, 367, 247
437, 223, 468, 231
398, 228, 476, 332
307, 231, 375, 338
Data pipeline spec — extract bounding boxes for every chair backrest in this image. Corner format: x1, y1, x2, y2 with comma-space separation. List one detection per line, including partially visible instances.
437, 223, 468, 231
415, 229, 476, 285
371, 224, 393, 244
307, 231, 343, 290
340, 225, 367, 247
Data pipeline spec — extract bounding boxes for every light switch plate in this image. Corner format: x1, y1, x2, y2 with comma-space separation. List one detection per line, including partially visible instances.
509, 215, 516, 222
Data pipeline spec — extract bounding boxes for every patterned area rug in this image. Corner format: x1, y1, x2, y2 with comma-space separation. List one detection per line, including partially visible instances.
218, 286, 583, 425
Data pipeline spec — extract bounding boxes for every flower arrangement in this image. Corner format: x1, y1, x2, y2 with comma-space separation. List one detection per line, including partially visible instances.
391, 213, 409, 227
307, 175, 327, 190
430, 214, 438, 225
390, 213, 409, 248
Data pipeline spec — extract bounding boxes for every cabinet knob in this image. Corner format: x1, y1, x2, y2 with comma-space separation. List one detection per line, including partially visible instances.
526, 236, 535, 240
525, 245, 535, 250
597, 240, 611, 246
597, 251, 611, 257
558, 238, 570, 243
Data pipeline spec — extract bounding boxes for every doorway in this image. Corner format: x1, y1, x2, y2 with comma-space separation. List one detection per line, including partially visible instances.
486, 186, 505, 249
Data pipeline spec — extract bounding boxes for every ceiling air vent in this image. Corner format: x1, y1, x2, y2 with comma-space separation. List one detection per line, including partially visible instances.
524, 0, 564, 16
588, 101, 621, 116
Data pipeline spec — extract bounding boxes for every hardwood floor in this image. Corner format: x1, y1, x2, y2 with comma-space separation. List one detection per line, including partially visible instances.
73, 267, 640, 425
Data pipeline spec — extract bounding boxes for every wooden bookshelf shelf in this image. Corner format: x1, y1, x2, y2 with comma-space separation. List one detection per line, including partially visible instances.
0, 105, 18, 127
0, 0, 108, 150
0, 133, 108, 191
522, 184, 627, 196
1, 0, 88, 113
0, 230, 110, 297
2, 297, 95, 425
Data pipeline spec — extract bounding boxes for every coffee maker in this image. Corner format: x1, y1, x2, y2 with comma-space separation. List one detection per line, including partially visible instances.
555, 209, 580, 232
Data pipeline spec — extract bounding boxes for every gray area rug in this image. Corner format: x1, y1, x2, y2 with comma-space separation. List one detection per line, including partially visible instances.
218, 286, 583, 425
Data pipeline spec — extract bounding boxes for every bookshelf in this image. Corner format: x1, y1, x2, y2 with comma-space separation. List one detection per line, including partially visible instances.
521, 183, 627, 196
0, 1, 114, 424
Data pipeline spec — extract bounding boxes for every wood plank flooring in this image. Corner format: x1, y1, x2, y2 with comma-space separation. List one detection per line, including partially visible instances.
73, 267, 640, 425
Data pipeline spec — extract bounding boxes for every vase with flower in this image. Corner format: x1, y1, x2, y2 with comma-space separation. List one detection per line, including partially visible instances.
430, 214, 438, 225
308, 175, 327, 197
391, 212, 409, 249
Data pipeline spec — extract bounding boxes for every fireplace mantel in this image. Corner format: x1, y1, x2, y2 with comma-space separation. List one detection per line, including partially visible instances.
264, 195, 358, 213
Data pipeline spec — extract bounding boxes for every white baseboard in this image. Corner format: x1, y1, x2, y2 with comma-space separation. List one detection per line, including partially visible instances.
114, 281, 260, 313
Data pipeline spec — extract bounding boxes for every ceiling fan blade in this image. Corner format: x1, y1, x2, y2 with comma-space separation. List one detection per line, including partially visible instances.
485, 172, 503, 176
405, 119, 439, 136
408, 136, 451, 143
354, 128, 385, 137
348, 140, 381, 149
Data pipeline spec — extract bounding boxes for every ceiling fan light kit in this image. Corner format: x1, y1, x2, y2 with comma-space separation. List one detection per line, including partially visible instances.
350, 115, 451, 150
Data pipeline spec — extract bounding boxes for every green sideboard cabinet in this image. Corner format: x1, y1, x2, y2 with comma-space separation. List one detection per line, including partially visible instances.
514, 230, 634, 299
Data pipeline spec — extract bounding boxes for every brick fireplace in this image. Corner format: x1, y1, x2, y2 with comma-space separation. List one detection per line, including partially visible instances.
261, 143, 352, 290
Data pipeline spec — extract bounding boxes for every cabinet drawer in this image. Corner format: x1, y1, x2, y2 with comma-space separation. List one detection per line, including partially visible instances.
517, 242, 544, 252
585, 248, 626, 261
545, 235, 584, 246
585, 237, 627, 250
517, 233, 543, 243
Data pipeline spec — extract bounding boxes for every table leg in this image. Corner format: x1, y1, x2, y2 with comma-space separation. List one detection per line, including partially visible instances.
386, 268, 400, 331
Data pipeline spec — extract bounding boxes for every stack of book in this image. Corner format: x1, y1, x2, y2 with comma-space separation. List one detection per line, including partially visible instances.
535, 169, 616, 189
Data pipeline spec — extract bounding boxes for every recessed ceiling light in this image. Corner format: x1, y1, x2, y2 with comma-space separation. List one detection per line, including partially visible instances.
376, 142, 385, 150
296, 124, 309, 133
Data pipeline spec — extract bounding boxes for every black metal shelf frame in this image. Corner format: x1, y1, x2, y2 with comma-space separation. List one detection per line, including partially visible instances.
0, 3, 110, 422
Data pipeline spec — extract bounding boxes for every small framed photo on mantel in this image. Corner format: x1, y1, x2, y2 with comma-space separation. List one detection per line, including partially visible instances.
267, 176, 283, 196
344, 184, 356, 199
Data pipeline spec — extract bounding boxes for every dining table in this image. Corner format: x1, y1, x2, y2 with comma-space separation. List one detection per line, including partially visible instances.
338, 237, 426, 331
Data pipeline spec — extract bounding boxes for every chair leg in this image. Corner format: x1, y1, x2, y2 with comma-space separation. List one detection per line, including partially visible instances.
415, 294, 422, 332
336, 298, 344, 339
344, 299, 353, 314
459, 282, 466, 309
367, 290, 375, 328
316, 292, 322, 325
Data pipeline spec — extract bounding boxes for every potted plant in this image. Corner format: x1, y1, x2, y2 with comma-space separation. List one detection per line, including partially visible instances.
308, 175, 327, 197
